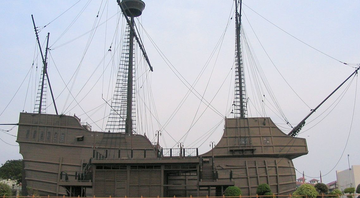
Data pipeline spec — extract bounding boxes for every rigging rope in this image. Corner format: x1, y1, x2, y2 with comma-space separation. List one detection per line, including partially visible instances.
243, 3, 354, 68
296, 72, 358, 179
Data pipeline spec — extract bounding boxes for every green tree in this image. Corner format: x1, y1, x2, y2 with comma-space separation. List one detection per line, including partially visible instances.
293, 184, 319, 198
256, 184, 272, 195
315, 183, 328, 194
0, 159, 22, 184
356, 184, 360, 193
344, 187, 355, 194
356, 184, 360, 198
344, 187, 355, 198
329, 189, 342, 196
224, 186, 242, 196
0, 183, 12, 196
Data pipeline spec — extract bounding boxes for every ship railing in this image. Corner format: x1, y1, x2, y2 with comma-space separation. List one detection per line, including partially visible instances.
93, 148, 158, 160
81, 122, 92, 131
161, 148, 198, 158
92, 148, 199, 160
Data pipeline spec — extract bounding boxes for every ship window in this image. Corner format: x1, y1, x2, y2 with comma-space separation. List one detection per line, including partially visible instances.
54, 132, 58, 142
40, 132, 44, 141
60, 133, 65, 143
33, 131, 37, 139
76, 136, 84, 141
46, 132, 51, 141
26, 130, 30, 139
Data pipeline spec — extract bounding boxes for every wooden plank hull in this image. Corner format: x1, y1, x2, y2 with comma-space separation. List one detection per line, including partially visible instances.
17, 113, 307, 196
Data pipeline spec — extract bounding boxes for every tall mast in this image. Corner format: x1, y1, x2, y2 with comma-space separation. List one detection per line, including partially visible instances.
125, 16, 135, 135
234, 0, 247, 118
31, 15, 58, 115
117, 0, 146, 135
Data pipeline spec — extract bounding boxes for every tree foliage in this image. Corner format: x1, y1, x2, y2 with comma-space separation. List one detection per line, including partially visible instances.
293, 184, 319, 198
0, 183, 12, 196
256, 184, 272, 195
314, 183, 328, 194
344, 187, 355, 194
356, 184, 360, 193
0, 160, 22, 184
329, 189, 342, 196
224, 186, 242, 196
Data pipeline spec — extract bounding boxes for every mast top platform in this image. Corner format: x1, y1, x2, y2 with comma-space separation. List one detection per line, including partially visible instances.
121, 0, 145, 17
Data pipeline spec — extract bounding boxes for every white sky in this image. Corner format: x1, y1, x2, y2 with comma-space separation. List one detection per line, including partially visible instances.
0, 1, 360, 185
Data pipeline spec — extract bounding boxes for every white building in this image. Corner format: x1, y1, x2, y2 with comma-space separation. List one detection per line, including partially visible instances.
336, 165, 360, 191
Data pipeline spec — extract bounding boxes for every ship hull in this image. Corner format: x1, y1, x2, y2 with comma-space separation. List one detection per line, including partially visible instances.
17, 113, 307, 196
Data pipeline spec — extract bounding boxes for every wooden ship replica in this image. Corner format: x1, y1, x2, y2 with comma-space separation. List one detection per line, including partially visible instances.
17, 0, 309, 196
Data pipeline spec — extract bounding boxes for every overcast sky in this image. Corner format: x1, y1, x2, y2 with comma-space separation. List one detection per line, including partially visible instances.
1, 1, 360, 185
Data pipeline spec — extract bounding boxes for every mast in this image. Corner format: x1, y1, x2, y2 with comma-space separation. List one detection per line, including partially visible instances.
234, 0, 247, 118
125, 16, 135, 135
31, 15, 58, 115
288, 66, 360, 137
117, 0, 146, 135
